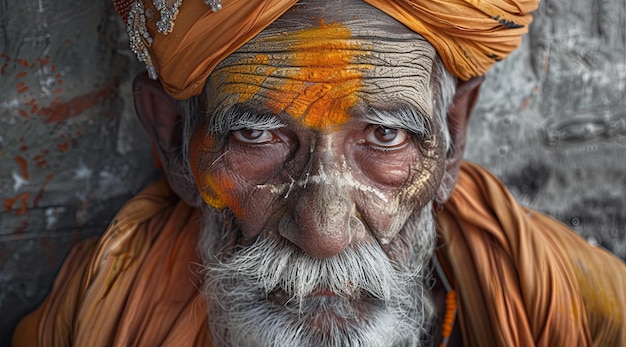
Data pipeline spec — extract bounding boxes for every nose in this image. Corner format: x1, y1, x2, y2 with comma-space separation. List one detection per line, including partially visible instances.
279, 181, 354, 258
278, 132, 360, 258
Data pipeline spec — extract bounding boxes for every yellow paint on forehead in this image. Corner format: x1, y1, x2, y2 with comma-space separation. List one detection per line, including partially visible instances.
217, 22, 372, 129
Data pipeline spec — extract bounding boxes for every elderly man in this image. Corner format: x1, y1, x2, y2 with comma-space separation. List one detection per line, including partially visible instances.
13, 0, 626, 346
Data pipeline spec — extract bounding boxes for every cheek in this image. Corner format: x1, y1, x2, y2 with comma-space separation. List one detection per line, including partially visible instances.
353, 146, 416, 187
189, 130, 232, 210
189, 128, 292, 220
225, 143, 292, 183
352, 142, 445, 242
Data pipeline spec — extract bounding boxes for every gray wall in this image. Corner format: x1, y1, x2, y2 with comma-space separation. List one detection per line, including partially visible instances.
0, 0, 155, 343
1, 0, 625, 344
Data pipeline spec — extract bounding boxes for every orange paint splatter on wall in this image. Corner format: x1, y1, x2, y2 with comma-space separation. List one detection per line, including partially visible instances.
15, 156, 30, 180
17, 82, 29, 94
38, 81, 118, 124
3, 192, 30, 216
35, 160, 48, 168
57, 142, 69, 153
36, 56, 50, 66
34, 150, 50, 168
18, 109, 29, 119
33, 174, 54, 208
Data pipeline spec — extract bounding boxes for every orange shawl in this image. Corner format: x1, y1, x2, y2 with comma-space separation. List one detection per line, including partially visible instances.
13, 162, 626, 346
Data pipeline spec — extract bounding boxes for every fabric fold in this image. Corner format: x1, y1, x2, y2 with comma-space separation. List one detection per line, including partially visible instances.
437, 161, 625, 346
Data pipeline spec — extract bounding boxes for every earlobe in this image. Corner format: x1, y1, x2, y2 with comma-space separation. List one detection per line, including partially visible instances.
436, 76, 484, 203
133, 71, 203, 207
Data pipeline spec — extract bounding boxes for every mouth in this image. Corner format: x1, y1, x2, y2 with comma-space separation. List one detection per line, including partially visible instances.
265, 287, 382, 334
267, 286, 372, 306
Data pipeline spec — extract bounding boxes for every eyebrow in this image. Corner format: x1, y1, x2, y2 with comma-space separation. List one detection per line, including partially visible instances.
206, 104, 284, 137
361, 105, 433, 139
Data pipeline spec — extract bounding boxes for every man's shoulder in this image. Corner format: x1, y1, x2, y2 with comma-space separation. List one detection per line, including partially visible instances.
438, 161, 626, 346
13, 178, 208, 346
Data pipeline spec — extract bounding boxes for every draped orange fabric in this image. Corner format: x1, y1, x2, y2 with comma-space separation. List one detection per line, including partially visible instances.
438, 162, 626, 346
13, 179, 212, 347
114, 0, 538, 99
13, 162, 626, 346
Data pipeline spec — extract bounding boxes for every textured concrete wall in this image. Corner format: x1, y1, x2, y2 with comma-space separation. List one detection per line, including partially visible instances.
1, 0, 625, 344
0, 0, 155, 343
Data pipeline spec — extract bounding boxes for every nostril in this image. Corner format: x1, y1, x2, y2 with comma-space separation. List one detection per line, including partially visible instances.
349, 214, 367, 241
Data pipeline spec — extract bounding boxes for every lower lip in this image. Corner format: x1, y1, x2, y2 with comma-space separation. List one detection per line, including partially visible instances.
266, 288, 377, 330
268, 287, 364, 305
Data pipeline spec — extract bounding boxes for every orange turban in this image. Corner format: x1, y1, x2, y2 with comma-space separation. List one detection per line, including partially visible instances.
114, 0, 539, 100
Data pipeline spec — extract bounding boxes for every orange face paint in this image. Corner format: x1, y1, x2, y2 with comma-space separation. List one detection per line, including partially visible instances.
189, 125, 246, 216
214, 22, 373, 129
189, 128, 227, 209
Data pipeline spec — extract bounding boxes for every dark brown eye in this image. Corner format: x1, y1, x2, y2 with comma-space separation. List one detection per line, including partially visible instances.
365, 125, 408, 147
232, 129, 274, 144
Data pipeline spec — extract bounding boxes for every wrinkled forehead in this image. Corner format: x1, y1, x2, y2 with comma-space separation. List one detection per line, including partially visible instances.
236, 0, 437, 71
208, 0, 438, 128
265, 0, 431, 39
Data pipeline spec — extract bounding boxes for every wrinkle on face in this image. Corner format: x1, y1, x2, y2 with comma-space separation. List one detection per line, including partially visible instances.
189, 129, 226, 209
255, 158, 389, 203
212, 22, 374, 130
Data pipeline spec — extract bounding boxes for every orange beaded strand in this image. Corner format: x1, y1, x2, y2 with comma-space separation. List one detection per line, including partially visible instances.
438, 289, 457, 347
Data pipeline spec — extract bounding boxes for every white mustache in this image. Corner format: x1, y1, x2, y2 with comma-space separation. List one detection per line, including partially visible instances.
203, 236, 419, 304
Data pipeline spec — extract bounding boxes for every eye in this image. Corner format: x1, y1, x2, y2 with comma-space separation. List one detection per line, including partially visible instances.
364, 125, 409, 148
231, 129, 275, 144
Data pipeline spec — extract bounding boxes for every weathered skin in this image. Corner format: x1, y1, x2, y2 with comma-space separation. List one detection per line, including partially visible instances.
188, 0, 449, 261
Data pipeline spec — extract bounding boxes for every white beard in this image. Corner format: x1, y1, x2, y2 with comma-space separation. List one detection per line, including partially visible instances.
198, 204, 437, 347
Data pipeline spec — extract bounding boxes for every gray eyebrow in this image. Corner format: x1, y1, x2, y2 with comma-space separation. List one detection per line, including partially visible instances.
362, 106, 433, 139
206, 105, 284, 137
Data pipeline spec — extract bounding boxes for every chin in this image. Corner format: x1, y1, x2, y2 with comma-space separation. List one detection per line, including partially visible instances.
198, 205, 437, 347
210, 294, 427, 347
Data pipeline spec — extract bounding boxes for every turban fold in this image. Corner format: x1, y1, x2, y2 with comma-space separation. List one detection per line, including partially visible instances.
114, 0, 539, 100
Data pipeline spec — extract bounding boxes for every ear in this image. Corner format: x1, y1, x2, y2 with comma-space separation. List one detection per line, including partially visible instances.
436, 76, 485, 203
133, 71, 203, 207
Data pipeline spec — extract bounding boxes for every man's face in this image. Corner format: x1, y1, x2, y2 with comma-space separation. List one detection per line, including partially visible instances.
188, 0, 449, 345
